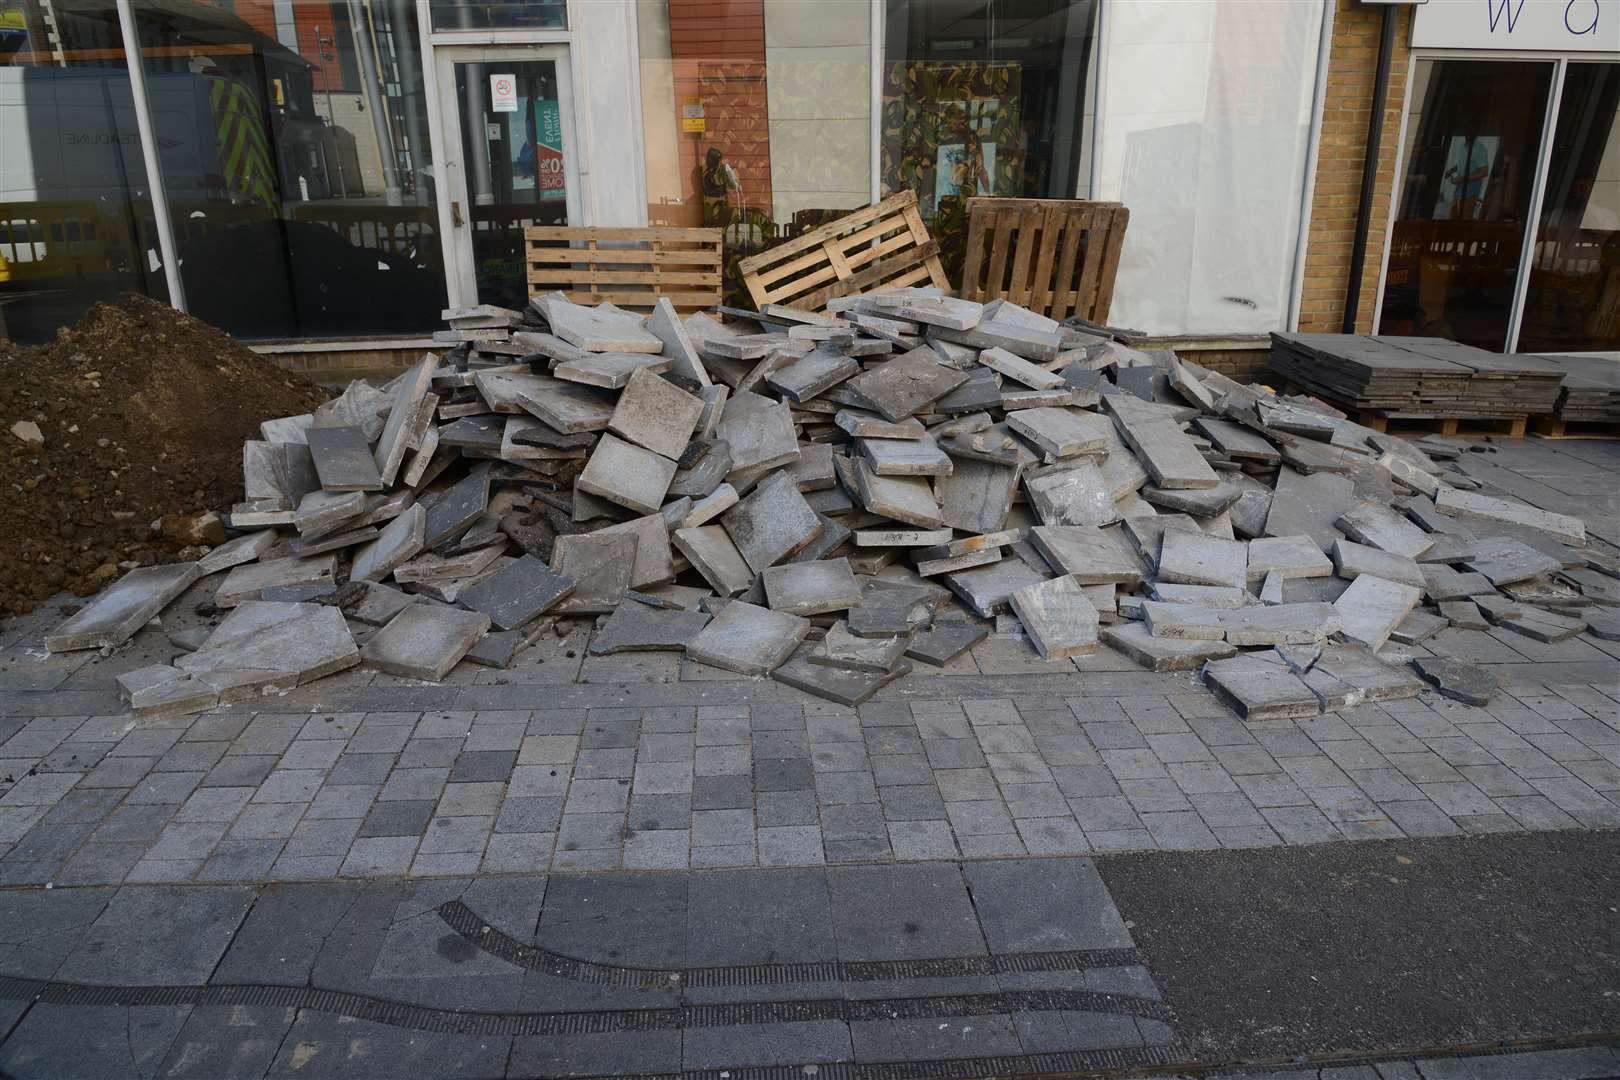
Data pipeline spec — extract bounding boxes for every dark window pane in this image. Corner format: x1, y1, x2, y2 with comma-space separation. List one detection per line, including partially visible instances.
881, 0, 1098, 282
1518, 62, 1620, 353
429, 0, 565, 32
454, 59, 569, 309
1378, 59, 1553, 351
132, 0, 446, 339
0, 2, 164, 344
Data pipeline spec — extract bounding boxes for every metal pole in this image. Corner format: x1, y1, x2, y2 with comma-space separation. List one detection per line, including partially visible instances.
1341, 2, 1395, 335
114, 0, 186, 310
346, 0, 403, 205
463, 62, 495, 206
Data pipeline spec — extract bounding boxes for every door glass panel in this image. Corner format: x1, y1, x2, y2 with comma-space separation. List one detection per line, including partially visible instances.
1519, 62, 1620, 353
1378, 59, 1553, 350
453, 60, 568, 308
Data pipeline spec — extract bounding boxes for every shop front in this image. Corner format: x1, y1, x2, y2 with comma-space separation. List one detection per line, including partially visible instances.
11, 0, 1609, 372
1372, 0, 1620, 354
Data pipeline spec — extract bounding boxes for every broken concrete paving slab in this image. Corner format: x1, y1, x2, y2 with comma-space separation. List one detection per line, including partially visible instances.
1009, 576, 1099, 660
361, 604, 490, 681
903, 621, 989, 666
809, 620, 909, 673
349, 504, 427, 584
1435, 487, 1585, 544
589, 600, 712, 654
1025, 462, 1119, 528
456, 554, 575, 630
577, 433, 677, 516
1391, 609, 1448, 645
771, 644, 911, 706
549, 533, 637, 614
1201, 652, 1322, 721
761, 558, 862, 616
1156, 530, 1248, 590
373, 356, 437, 487
943, 558, 1049, 618
215, 554, 336, 609
849, 458, 944, 529
1264, 469, 1356, 552
553, 352, 671, 390
1219, 602, 1342, 647
1466, 535, 1566, 588
686, 600, 809, 675
1332, 574, 1423, 651
1246, 534, 1334, 581
196, 531, 277, 576
937, 458, 1020, 535
607, 366, 704, 459
845, 346, 968, 422
674, 525, 754, 597
1331, 539, 1426, 588
1336, 501, 1434, 559
1101, 622, 1235, 672
1006, 407, 1111, 458
717, 401, 800, 473
1029, 524, 1143, 585
721, 470, 824, 572
305, 425, 384, 493
178, 604, 358, 687
1412, 656, 1497, 706
46, 561, 204, 652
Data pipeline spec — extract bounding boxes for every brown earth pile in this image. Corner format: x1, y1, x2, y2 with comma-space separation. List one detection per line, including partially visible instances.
0, 294, 326, 616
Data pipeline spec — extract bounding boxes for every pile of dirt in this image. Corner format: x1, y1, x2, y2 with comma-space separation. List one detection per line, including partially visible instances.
0, 294, 326, 616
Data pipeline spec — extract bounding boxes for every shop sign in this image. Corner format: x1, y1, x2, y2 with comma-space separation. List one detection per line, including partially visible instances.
1412, 0, 1620, 51
490, 73, 518, 113
534, 98, 566, 200
681, 98, 706, 134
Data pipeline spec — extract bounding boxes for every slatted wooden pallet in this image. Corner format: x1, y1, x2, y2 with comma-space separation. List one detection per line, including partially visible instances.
958, 198, 1130, 324
735, 190, 950, 312
524, 226, 723, 312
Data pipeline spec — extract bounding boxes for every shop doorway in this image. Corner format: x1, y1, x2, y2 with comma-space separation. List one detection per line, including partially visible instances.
434, 45, 581, 310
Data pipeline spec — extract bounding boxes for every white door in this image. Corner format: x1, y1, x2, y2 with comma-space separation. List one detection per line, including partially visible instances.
434, 44, 582, 310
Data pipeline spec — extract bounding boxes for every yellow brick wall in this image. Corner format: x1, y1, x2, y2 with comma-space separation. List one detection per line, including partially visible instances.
1298, 0, 1412, 334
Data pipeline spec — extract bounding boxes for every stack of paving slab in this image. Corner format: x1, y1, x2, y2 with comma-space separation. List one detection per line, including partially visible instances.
1268, 333, 1566, 422
42, 288, 1620, 721
1530, 352, 1620, 423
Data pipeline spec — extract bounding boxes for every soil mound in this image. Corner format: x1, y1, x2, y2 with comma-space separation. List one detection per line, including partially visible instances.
0, 294, 326, 615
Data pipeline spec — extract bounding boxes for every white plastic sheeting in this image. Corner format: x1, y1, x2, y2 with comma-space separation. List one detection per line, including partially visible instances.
1096, 0, 1326, 336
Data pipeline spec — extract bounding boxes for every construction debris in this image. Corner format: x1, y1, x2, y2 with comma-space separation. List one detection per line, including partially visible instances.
42, 289, 1620, 718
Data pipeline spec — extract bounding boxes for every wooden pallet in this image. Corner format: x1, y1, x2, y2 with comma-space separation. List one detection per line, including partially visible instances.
958, 197, 1129, 324
1531, 417, 1620, 439
735, 190, 950, 312
524, 226, 723, 311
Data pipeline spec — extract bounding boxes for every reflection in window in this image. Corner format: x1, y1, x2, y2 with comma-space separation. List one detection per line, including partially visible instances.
0, 0, 162, 343
1378, 59, 1553, 351
127, 0, 446, 339
1519, 62, 1620, 353
637, 0, 871, 303
428, 0, 564, 33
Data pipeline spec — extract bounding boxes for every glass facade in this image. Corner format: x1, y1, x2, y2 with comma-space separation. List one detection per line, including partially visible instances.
1379, 59, 1554, 351
1519, 61, 1620, 354
636, 0, 873, 303
132, 0, 446, 340
0, 0, 161, 343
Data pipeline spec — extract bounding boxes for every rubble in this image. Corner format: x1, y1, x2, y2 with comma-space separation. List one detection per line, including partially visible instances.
38, 288, 1620, 719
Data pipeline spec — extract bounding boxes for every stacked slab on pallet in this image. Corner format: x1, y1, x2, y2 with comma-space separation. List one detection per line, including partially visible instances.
1268, 332, 1565, 423
49, 290, 1618, 719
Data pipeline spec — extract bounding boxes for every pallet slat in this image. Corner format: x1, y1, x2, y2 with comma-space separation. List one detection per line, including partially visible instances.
523, 226, 723, 313
959, 197, 1129, 325
736, 190, 950, 312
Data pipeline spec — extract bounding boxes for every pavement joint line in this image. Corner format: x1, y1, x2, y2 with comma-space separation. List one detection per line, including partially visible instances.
438, 898, 1144, 987
0, 974, 1172, 1034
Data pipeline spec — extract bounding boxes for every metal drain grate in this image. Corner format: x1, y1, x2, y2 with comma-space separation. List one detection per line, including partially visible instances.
438, 900, 1143, 989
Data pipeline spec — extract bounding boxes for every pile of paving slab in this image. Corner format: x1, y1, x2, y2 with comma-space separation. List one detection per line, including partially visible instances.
40, 288, 1620, 720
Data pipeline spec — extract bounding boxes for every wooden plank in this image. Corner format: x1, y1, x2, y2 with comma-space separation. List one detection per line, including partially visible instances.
737, 190, 917, 273
985, 213, 1015, 300
959, 201, 988, 300
526, 248, 723, 266
1092, 206, 1129, 323
551, 289, 720, 307
528, 268, 719, 286
1030, 203, 1064, 314
1050, 213, 1085, 320
524, 225, 718, 242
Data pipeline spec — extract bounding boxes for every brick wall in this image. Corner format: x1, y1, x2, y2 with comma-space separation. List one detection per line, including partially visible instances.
258, 345, 422, 388
1297, 0, 1412, 334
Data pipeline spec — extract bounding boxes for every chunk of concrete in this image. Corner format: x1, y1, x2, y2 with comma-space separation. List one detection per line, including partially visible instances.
1156, 530, 1248, 589
1201, 652, 1321, 720
846, 346, 968, 421
549, 533, 636, 614
1412, 656, 1496, 706
687, 600, 809, 675
762, 557, 862, 616
721, 470, 825, 572
938, 458, 1020, 534
1466, 536, 1565, 588
547, 300, 664, 352
1025, 462, 1119, 528
1101, 622, 1236, 672
1336, 501, 1434, 559
1028, 525, 1142, 585
349, 503, 427, 584
717, 400, 799, 472
1006, 407, 1112, 458
589, 600, 711, 654
1246, 534, 1334, 581
858, 435, 953, 477
179, 604, 357, 685
197, 531, 276, 576
681, 483, 739, 529
373, 356, 437, 487
766, 346, 859, 403
1141, 601, 1226, 641
46, 561, 203, 652
361, 604, 490, 680
1435, 487, 1584, 544
215, 555, 335, 609
1332, 574, 1422, 651
608, 366, 704, 459
1009, 576, 1099, 660
809, 620, 909, 673
1264, 468, 1356, 551
595, 513, 677, 589
674, 525, 754, 596
554, 352, 671, 390
1331, 539, 1425, 588
423, 463, 492, 548
979, 346, 1065, 390
305, 425, 384, 492
1219, 603, 1342, 647
834, 410, 926, 440
772, 646, 911, 706
905, 621, 989, 666
944, 558, 1049, 618
457, 554, 575, 630
578, 433, 677, 516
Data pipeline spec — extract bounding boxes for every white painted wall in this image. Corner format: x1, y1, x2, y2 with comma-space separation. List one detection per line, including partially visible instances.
572, 0, 645, 225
